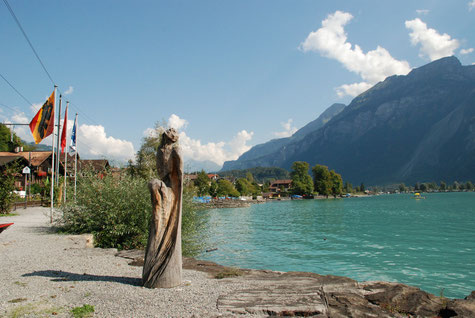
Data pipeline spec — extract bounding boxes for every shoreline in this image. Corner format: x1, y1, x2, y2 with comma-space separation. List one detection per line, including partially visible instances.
1, 207, 474, 317
194, 194, 371, 209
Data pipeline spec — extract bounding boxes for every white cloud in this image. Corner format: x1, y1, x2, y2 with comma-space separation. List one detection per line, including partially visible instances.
168, 114, 188, 130
274, 119, 297, 138
227, 130, 254, 160
299, 11, 411, 97
143, 127, 158, 138
460, 48, 474, 55
336, 82, 373, 98
416, 9, 430, 15
64, 86, 74, 95
405, 18, 460, 61
78, 124, 135, 161
469, 0, 475, 11
142, 114, 254, 167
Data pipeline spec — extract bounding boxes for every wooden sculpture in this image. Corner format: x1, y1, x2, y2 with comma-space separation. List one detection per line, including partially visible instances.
142, 128, 183, 288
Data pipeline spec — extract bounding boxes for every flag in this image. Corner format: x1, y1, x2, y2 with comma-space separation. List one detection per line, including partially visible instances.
70, 114, 77, 152
29, 90, 55, 144
60, 106, 68, 154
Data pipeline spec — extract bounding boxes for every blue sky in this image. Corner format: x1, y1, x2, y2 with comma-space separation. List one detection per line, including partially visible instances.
1, 0, 474, 168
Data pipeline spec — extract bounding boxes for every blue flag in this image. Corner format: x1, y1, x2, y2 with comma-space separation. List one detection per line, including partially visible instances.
70, 114, 77, 152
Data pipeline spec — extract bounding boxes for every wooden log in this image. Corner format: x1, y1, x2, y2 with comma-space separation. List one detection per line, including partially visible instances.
142, 128, 183, 288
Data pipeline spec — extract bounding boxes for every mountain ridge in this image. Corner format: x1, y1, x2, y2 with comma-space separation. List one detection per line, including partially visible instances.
222, 56, 475, 185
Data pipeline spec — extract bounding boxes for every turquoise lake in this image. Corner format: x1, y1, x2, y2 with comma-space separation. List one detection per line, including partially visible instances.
199, 192, 475, 299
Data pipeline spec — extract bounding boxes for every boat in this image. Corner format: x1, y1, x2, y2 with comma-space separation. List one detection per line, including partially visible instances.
413, 193, 426, 199
0, 223, 14, 234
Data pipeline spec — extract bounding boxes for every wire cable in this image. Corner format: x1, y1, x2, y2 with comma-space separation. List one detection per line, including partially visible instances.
2, 0, 105, 130
2, 0, 56, 86
0, 102, 23, 114
0, 72, 34, 106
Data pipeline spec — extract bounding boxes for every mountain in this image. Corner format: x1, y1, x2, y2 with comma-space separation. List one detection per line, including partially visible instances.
222, 56, 475, 185
218, 166, 290, 183
222, 103, 345, 169
184, 159, 222, 173
26, 141, 52, 151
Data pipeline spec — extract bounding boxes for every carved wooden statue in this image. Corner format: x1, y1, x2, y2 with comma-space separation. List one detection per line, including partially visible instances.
142, 128, 183, 288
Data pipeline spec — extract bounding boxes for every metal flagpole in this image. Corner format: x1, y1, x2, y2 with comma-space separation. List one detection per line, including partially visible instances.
73, 113, 78, 201
64, 102, 69, 204
55, 95, 62, 184
50, 86, 57, 223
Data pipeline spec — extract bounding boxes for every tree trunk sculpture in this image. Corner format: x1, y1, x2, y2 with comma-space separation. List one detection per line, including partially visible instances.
142, 128, 183, 288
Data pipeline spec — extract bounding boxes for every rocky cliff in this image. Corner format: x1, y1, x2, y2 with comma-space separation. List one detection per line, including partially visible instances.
222, 56, 475, 185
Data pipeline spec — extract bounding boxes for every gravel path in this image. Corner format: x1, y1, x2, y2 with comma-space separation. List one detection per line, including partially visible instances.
0, 207, 257, 318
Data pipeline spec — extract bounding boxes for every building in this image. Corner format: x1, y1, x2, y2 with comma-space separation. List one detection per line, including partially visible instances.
0, 151, 56, 185
269, 179, 292, 193
78, 159, 110, 178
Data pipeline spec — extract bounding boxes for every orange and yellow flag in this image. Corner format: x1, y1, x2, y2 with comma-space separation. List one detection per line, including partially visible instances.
29, 90, 55, 144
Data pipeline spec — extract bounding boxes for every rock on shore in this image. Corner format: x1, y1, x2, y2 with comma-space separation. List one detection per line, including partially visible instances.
119, 251, 475, 317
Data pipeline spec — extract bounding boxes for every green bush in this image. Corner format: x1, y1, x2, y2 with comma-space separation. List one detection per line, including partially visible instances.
30, 183, 43, 195
0, 164, 18, 214
57, 170, 205, 256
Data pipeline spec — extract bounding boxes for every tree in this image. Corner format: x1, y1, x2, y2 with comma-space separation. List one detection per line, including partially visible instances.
195, 170, 210, 196
343, 181, 352, 193
262, 181, 271, 193
452, 181, 460, 191
420, 183, 428, 192
209, 180, 218, 197
235, 178, 258, 196
245, 172, 254, 183
360, 183, 365, 192
312, 164, 331, 197
439, 181, 447, 191
290, 161, 313, 196
399, 183, 407, 193
0, 123, 36, 152
465, 181, 474, 191
217, 179, 239, 197
132, 123, 164, 179
0, 163, 18, 214
330, 170, 343, 197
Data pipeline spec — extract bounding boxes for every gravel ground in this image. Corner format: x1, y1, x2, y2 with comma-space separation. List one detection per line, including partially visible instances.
0, 207, 258, 318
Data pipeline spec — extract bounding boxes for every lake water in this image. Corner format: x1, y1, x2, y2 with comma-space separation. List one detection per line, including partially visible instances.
199, 192, 475, 299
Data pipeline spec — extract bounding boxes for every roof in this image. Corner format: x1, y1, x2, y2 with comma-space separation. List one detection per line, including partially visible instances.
271, 179, 292, 186
0, 155, 26, 166
79, 159, 110, 172
58, 153, 80, 164
0, 151, 51, 166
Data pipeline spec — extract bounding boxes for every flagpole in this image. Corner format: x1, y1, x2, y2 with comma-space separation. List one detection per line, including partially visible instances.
55, 95, 62, 184
50, 85, 57, 223
64, 102, 69, 204
74, 113, 78, 201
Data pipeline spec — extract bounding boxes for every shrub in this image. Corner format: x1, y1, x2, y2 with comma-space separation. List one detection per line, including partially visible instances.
0, 164, 18, 214
57, 170, 205, 256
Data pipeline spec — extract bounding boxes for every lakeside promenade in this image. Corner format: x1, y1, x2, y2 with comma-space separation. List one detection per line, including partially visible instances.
1, 207, 474, 317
